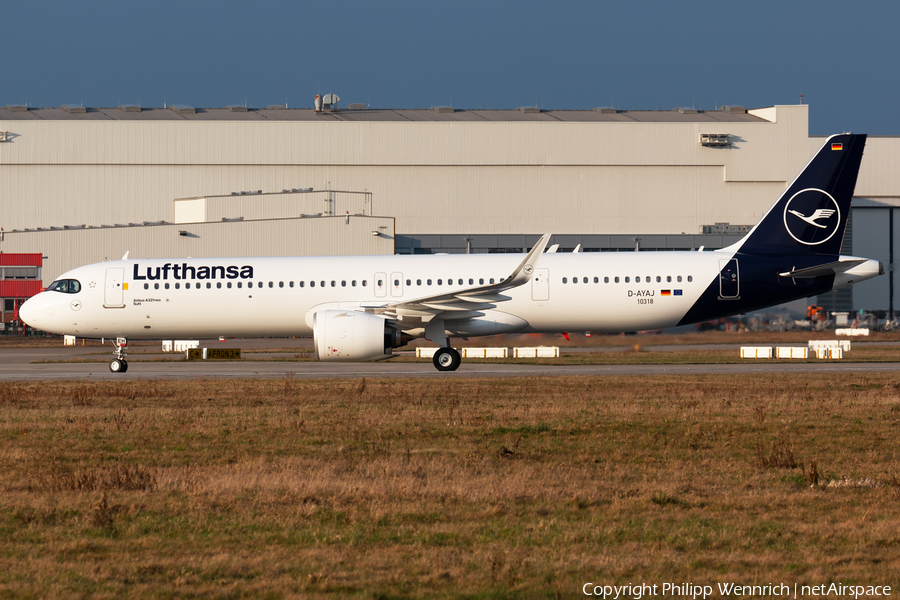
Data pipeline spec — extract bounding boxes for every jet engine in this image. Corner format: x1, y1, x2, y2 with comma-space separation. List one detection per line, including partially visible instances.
313, 309, 408, 361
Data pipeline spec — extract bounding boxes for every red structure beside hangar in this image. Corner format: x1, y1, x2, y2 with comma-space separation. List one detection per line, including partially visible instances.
0, 253, 43, 325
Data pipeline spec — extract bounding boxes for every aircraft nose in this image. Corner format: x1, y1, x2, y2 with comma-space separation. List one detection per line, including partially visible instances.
18, 297, 39, 327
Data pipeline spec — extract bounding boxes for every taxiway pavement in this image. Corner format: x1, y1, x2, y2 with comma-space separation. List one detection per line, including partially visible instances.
1, 341, 898, 380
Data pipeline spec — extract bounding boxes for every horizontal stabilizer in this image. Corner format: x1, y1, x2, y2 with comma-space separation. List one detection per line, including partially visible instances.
778, 259, 866, 279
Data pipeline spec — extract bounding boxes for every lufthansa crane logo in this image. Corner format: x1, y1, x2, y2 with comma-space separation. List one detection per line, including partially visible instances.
783, 188, 840, 246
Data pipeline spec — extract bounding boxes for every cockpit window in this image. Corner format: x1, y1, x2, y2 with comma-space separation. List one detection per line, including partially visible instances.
47, 279, 81, 294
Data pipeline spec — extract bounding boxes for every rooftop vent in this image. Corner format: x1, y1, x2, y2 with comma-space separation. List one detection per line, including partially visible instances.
266, 104, 285, 110
227, 105, 248, 112
119, 104, 142, 112
593, 107, 617, 114
62, 105, 87, 114
675, 107, 698, 114
431, 106, 455, 113
347, 103, 366, 110
322, 94, 340, 108
6, 105, 28, 112
171, 104, 196, 115
719, 105, 746, 113
518, 106, 540, 113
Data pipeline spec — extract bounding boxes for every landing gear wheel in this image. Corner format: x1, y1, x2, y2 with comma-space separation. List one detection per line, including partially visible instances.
433, 347, 461, 372
120, 360, 128, 373
109, 359, 124, 373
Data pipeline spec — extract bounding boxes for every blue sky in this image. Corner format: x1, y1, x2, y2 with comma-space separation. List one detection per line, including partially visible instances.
3, 0, 898, 134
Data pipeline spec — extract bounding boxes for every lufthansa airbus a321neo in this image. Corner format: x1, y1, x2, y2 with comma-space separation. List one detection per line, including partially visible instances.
19, 134, 883, 373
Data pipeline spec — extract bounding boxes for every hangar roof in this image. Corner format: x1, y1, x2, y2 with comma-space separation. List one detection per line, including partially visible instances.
0, 106, 766, 123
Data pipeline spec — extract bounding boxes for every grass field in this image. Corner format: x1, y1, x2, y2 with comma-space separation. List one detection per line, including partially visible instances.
2, 374, 900, 598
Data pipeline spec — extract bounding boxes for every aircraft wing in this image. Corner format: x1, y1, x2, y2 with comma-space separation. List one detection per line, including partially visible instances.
383, 233, 552, 320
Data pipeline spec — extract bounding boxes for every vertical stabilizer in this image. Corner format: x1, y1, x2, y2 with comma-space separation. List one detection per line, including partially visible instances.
735, 134, 866, 257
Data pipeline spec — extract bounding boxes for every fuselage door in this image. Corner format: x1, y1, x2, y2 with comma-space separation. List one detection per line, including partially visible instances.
390, 272, 403, 297
374, 272, 387, 298
532, 268, 550, 301
104, 268, 126, 308
718, 258, 740, 299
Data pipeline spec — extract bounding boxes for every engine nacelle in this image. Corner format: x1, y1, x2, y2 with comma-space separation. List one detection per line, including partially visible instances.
313, 309, 403, 361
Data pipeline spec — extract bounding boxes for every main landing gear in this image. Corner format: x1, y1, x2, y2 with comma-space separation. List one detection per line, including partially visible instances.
425, 318, 461, 372
432, 347, 461, 372
109, 337, 128, 373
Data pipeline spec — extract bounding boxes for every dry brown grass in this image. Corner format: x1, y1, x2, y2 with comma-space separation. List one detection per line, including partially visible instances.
1, 374, 899, 598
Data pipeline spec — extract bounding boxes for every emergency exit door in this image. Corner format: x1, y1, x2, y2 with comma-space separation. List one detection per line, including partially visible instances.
532, 268, 550, 301
104, 268, 126, 308
374, 272, 387, 298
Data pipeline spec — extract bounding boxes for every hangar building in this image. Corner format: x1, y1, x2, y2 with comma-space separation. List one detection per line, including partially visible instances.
1, 102, 899, 313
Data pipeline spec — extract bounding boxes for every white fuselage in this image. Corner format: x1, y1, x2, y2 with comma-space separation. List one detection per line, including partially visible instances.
21, 250, 734, 339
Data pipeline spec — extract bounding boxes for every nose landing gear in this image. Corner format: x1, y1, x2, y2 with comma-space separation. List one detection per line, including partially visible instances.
109, 337, 128, 373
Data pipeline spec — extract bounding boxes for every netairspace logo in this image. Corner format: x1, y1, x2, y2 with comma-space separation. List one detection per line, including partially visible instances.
581, 582, 892, 599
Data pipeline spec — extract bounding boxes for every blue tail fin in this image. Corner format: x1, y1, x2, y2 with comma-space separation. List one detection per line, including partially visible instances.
736, 133, 866, 257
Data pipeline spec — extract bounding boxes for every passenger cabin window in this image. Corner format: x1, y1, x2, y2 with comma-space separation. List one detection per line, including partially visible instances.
469, 278, 474, 285
625, 277, 630, 283
667, 276, 672, 283
603, 277, 609, 283
687, 275, 693, 282
614, 277, 619, 283
677, 276, 682, 282
562, 277, 568, 284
